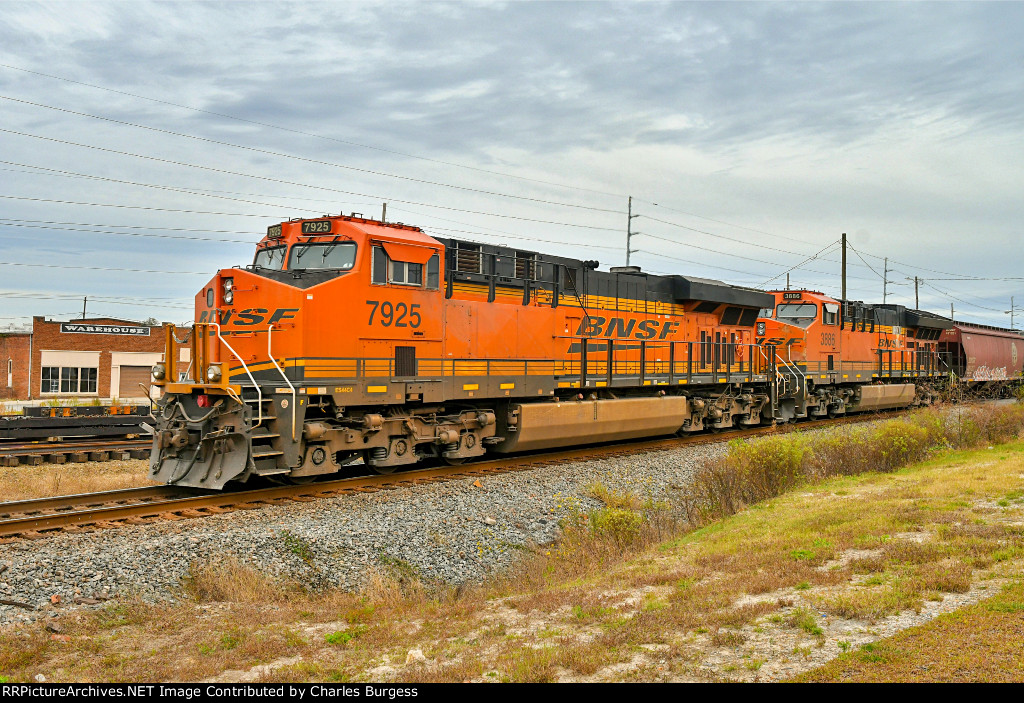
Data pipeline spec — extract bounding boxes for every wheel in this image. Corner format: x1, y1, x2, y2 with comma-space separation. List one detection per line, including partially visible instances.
443, 457, 467, 466
364, 450, 398, 475
286, 475, 318, 485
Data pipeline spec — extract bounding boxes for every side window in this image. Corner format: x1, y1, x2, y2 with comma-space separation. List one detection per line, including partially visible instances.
372, 245, 432, 288
372, 246, 388, 285
823, 304, 838, 325
427, 254, 440, 290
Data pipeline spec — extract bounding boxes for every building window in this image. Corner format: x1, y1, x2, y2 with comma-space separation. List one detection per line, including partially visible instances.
41, 366, 97, 394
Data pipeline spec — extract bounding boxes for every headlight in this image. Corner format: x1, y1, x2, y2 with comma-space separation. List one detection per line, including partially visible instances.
206, 364, 222, 382
152, 363, 166, 380
223, 277, 234, 304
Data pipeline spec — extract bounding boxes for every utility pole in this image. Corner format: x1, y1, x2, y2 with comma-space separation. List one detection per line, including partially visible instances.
82, 296, 87, 320
625, 196, 640, 266
914, 276, 919, 309
841, 233, 847, 301
381, 202, 387, 223
1006, 296, 1020, 329
786, 273, 790, 290
950, 303, 955, 322
883, 257, 889, 304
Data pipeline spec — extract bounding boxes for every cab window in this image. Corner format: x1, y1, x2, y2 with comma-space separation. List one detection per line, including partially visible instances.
775, 303, 818, 328
253, 245, 286, 270
823, 303, 838, 325
288, 242, 357, 271
372, 246, 440, 289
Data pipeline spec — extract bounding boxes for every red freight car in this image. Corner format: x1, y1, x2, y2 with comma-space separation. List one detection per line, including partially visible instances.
940, 323, 1024, 382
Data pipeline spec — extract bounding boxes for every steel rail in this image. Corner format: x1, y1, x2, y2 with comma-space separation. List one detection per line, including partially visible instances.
0, 439, 150, 457
0, 410, 905, 541
0, 485, 211, 518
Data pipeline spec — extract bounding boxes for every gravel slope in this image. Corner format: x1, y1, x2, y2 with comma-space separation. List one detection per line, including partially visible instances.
0, 441, 729, 625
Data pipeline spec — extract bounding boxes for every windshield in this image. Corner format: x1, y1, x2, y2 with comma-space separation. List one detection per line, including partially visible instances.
288, 242, 357, 271
758, 307, 774, 318
253, 246, 286, 270
775, 303, 817, 327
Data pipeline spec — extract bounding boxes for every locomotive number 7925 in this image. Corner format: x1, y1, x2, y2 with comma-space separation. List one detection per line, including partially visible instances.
366, 300, 422, 328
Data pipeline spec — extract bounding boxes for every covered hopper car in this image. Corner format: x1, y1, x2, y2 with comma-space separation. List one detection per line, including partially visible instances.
939, 322, 1024, 383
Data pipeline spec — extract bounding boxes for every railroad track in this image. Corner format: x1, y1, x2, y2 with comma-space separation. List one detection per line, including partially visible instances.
0, 439, 151, 466
0, 411, 896, 542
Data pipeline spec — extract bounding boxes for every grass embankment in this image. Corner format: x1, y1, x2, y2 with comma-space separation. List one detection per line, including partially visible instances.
792, 580, 1024, 682
0, 459, 157, 501
1, 404, 1023, 682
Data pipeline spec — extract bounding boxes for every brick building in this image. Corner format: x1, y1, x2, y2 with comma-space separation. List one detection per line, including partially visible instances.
1, 317, 187, 401
0, 331, 31, 399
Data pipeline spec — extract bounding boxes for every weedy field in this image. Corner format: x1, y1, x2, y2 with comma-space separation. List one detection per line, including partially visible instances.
0, 459, 157, 501
1, 403, 1023, 683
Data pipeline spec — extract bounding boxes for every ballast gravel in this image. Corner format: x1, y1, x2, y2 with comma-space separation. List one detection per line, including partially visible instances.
0, 421, 885, 625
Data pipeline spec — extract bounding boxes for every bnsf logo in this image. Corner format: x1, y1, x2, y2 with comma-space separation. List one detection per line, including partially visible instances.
575, 316, 679, 340
197, 308, 299, 326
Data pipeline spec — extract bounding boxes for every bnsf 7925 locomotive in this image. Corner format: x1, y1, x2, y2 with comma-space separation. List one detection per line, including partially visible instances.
149, 214, 953, 489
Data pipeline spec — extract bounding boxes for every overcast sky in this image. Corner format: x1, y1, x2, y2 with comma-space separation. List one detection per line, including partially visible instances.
0, 1, 1022, 328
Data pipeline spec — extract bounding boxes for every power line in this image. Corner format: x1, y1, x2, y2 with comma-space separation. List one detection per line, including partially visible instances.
0, 261, 209, 275
920, 280, 1005, 314
0, 94, 622, 214
0, 62, 626, 199
0, 218, 255, 235
0, 129, 622, 232
631, 249, 765, 278
637, 205, 821, 248
420, 226, 620, 252
638, 212, 877, 273
0, 194, 278, 218
760, 240, 843, 287
0, 221, 253, 244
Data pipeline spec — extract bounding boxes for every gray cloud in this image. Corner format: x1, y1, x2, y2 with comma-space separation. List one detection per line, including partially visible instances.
0, 1, 1021, 325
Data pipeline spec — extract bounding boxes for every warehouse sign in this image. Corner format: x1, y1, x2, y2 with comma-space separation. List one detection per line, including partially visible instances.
60, 323, 151, 336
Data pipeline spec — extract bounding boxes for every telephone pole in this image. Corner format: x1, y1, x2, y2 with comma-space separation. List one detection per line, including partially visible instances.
1007, 297, 1020, 329
950, 303, 955, 322
883, 258, 889, 303
914, 276, 919, 309
841, 233, 847, 301
786, 273, 790, 290
81, 296, 87, 320
625, 196, 640, 266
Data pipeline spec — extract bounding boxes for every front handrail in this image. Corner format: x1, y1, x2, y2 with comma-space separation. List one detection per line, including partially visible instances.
268, 324, 297, 441
209, 322, 263, 427
775, 351, 805, 394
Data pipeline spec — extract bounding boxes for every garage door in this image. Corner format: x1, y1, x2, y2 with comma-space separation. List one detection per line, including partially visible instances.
118, 366, 152, 398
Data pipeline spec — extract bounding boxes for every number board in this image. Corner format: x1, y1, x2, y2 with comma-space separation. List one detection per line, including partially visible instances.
266, 224, 282, 239
301, 220, 332, 234
782, 292, 802, 300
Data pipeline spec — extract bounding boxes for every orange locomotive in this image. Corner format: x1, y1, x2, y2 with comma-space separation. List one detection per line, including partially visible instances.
149, 214, 949, 489
150, 214, 781, 488
757, 289, 951, 421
